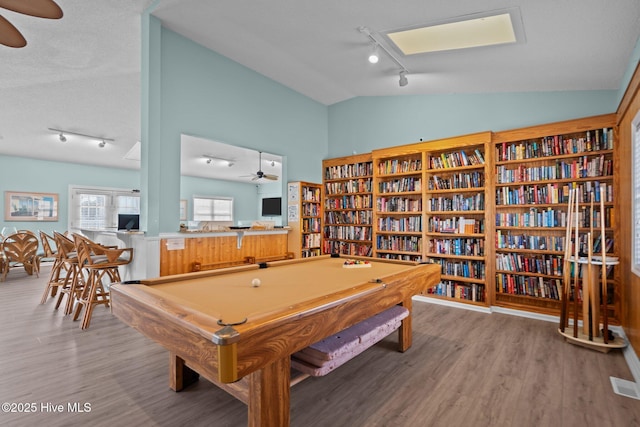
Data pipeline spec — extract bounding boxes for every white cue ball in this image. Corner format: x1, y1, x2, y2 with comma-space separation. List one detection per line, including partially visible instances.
251, 278, 261, 287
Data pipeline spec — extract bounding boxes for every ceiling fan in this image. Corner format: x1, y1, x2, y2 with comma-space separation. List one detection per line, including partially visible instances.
244, 151, 278, 181
0, 0, 63, 48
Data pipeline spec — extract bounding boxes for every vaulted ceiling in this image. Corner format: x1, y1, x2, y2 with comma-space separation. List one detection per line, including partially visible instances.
1, 0, 639, 178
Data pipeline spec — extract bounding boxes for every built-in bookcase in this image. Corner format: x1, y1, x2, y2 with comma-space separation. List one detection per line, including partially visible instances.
322, 154, 374, 256
492, 114, 618, 319
320, 115, 618, 319
287, 181, 323, 258
373, 151, 424, 262
371, 132, 494, 307
423, 142, 490, 305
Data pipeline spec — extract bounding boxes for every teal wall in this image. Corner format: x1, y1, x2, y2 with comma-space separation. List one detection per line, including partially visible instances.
327, 91, 618, 158
141, 25, 328, 234
0, 156, 139, 235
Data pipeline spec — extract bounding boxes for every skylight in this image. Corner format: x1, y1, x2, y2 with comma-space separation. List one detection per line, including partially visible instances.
387, 12, 518, 55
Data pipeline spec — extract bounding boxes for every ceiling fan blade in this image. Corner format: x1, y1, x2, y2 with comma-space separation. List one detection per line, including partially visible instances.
0, 0, 63, 19
0, 15, 26, 47
264, 174, 278, 181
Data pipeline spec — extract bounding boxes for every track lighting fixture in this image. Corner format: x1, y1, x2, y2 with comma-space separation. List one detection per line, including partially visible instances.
358, 26, 410, 87
203, 154, 234, 166
399, 70, 408, 87
48, 128, 114, 146
368, 44, 379, 64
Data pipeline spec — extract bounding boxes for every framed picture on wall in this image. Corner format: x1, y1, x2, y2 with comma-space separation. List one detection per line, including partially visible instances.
180, 199, 187, 221
4, 191, 59, 222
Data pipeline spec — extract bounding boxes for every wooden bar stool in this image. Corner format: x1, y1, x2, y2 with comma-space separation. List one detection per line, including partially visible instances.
39, 231, 64, 303
72, 234, 133, 329
51, 232, 83, 315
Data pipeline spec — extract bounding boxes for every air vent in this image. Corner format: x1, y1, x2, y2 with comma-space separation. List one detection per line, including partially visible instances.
610, 377, 640, 400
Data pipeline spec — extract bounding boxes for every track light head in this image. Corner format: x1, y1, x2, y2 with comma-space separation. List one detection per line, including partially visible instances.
399, 71, 408, 87
359, 26, 410, 86
98, 140, 106, 148
368, 44, 379, 64
59, 132, 66, 142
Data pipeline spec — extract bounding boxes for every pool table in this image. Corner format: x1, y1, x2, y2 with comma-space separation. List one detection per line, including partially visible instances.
110, 255, 440, 427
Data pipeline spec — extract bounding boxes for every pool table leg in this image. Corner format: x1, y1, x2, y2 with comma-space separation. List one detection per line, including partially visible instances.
247, 356, 291, 427
169, 352, 200, 391
398, 297, 412, 352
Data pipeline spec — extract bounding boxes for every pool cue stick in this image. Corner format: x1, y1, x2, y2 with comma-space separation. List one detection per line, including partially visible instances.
585, 191, 594, 340
587, 231, 593, 340
573, 186, 580, 338
560, 189, 574, 332
600, 185, 609, 344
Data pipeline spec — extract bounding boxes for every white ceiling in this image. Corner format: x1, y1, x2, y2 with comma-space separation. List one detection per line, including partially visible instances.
1, 0, 639, 180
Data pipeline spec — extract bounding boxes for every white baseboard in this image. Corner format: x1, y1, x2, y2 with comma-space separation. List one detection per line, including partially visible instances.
413, 295, 491, 313
489, 305, 560, 323
617, 327, 640, 384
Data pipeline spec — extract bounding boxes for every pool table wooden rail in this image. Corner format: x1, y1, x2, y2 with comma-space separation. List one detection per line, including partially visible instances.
110, 257, 441, 426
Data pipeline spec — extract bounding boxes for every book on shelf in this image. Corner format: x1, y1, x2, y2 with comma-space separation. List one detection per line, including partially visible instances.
428, 281, 486, 302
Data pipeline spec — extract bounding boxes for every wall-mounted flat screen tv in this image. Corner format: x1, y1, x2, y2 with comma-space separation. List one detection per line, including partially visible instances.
118, 214, 140, 231
261, 197, 282, 216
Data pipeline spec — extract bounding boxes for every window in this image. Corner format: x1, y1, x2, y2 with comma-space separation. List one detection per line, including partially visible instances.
69, 186, 140, 230
633, 111, 640, 276
193, 196, 233, 221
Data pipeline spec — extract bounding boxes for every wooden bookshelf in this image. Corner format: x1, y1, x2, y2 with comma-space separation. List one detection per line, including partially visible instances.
373, 150, 424, 262
492, 113, 618, 320
371, 132, 494, 307
287, 181, 323, 258
322, 154, 374, 256
319, 115, 618, 318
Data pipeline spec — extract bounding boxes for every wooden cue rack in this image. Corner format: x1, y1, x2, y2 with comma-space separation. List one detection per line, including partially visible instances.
558, 186, 626, 352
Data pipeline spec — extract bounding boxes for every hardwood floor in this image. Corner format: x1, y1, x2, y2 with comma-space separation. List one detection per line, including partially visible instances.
0, 265, 638, 427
